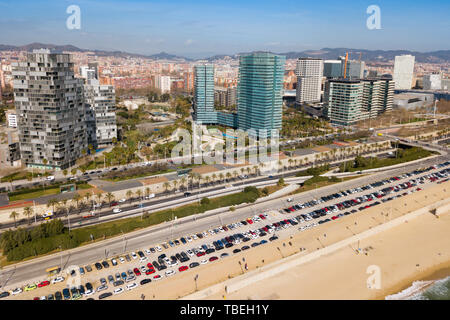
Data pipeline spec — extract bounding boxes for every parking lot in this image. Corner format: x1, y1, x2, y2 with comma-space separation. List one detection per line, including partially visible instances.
2, 160, 449, 300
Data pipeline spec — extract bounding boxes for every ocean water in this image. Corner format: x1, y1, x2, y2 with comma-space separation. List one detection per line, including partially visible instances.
386, 276, 450, 300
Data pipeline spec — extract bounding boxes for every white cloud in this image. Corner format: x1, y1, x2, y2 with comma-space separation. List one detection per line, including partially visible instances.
184, 39, 194, 46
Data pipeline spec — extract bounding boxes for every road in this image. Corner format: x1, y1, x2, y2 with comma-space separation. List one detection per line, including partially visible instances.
0, 150, 448, 291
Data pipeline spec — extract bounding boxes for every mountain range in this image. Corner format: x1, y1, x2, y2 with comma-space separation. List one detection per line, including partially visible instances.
0, 43, 449, 63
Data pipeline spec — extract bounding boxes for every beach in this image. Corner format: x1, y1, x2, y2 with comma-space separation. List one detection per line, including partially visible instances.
105, 180, 450, 300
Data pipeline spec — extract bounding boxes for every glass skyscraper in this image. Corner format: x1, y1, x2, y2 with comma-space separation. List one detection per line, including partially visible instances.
193, 64, 217, 124
237, 52, 285, 137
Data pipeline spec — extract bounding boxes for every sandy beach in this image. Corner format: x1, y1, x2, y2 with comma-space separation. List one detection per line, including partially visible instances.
102, 180, 450, 300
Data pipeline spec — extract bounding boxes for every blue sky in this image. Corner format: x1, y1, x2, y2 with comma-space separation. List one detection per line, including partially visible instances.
0, 0, 449, 58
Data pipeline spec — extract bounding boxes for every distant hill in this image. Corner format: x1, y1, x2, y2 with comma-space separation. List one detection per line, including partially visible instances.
0, 43, 448, 63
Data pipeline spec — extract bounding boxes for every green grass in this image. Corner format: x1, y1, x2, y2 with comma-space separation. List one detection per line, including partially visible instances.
8, 182, 92, 201
1, 171, 45, 183
1, 187, 260, 262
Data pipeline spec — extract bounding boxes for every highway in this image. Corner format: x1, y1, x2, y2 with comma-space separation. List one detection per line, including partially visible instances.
0, 150, 448, 291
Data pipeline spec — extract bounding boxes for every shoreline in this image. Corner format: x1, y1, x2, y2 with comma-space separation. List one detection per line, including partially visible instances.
379, 261, 450, 300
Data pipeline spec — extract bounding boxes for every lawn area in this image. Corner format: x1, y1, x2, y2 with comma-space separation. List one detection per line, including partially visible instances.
289, 175, 363, 196
8, 182, 92, 201
339, 147, 435, 173
1, 171, 45, 183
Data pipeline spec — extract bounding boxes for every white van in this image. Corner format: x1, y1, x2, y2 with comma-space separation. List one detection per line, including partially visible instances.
46, 176, 55, 181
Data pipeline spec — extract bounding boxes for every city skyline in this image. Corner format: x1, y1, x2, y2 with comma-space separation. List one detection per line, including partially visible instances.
0, 0, 449, 58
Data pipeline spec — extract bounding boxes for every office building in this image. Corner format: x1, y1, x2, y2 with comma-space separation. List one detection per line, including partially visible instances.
423, 73, 442, 90
193, 64, 217, 124
237, 52, 285, 137
12, 50, 87, 170
340, 57, 365, 79
295, 58, 323, 104
393, 55, 415, 90
323, 60, 342, 78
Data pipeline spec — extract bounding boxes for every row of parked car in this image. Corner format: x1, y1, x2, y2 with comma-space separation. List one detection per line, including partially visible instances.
280, 162, 450, 228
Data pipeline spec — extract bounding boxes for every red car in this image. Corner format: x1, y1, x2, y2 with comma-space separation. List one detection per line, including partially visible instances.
246, 218, 253, 224
111, 202, 118, 206
196, 251, 206, 257
209, 256, 218, 262
38, 281, 50, 288
222, 225, 228, 231
133, 268, 141, 276
178, 266, 189, 272
145, 268, 155, 275
153, 275, 161, 280
146, 263, 153, 269
331, 216, 338, 220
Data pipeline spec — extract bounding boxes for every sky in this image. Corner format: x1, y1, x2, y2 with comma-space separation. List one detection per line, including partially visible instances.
0, 0, 449, 58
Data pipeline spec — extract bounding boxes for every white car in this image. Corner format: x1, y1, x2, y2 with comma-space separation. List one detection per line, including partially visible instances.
200, 259, 208, 265
51, 276, 65, 284
119, 257, 125, 264
119, 199, 126, 203
40, 296, 47, 300
113, 208, 122, 213
85, 289, 94, 296
155, 246, 162, 252
140, 256, 148, 262
96, 285, 108, 292
287, 198, 293, 202
144, 249, 151, 255
191, 234, 198, 240
165, 270, 175, 277
11, 288, 22, 295
131, 252, 138, 259
186, 250, 194, 256
113, 288, 124, 295
202, 231, 208, 237
126, 282, 138, 291
186, 236, 193, 242
208, 230, 215, 235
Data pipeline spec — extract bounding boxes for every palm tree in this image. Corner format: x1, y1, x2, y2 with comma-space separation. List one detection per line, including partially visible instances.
84, 192, 92, 207
71, 168, 78, 176
232, 171, 238, 180
126, 190, 134, 203
136, 189, 143, 201
106, 192, 115, 206
205, 176, 211, 185
163, 182, 170, 193
288, 158, 293, 169
172, 180, 179, 191
60, 198, 68, 214
219, 173, 225, 183
145, 187, 151, 197
9, 211, 19, 228
180, 177, 187, 190
240, 168, 245, 176
23, 206, 33, 225
96, 192, 103, 206
73, 193, 82, 211
225, 172, 231, 182
211, 173, 217, 184
188, 172, 195, 189
47, 198, 59, 213
252, 165, 258, 176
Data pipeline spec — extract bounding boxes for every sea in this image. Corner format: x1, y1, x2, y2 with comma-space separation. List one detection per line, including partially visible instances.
385, 276, 450, 300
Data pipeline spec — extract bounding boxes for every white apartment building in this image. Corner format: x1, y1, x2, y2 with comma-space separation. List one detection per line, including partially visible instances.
295, 58, 323, 104
156, 75, 171, 93
393, 55, 415, 90
423, 73, 442, 90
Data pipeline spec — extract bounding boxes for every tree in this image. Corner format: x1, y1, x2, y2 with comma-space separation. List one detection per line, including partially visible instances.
73, 194, 82, 211
126, 190, 134, 203
163, 182, 170, 193
136, 189, 143, 200
96, 192, 103, 205
106, 192, 115, 206
71, 168, 78, 176
9, 211, 19, 228
47, 198, 59, 213
62, 169, 68, 177
145, 187, 150, 197
23, 206, 33, 225
200, 197, 210, 205
277, 177, 285, 187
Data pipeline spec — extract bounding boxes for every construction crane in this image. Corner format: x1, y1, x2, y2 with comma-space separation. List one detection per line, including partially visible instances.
343, 52, 349, 79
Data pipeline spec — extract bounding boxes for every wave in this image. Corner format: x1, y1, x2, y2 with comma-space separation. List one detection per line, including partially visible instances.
386, 276, 450, 300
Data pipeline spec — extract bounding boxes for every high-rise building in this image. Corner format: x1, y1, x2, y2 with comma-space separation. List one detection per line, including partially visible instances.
295, 58, 323, 104
340, 57, 365, 79
214, 86, 237, 108
325, 78, 394, 126
193, 64, 217, 124
183, 71, 194, 93
12, 50, 87, 170
393, 55, 415, 90
84, 80, 117, 148
323, 60, 342, 78
156, 75, 171, 93
237, 52, 285, 137
423, 73, 442, 90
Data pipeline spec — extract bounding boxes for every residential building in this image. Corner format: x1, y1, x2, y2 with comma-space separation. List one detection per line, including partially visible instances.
295, 58, 323, 104
423, 73, 442, 90
214, 86, 237, 108
0, 130, 21, 167
393, 55, 415, 90
237, 52, 285, 137
156, 75, 171, 93
5, 109, 17, 128
325, 77, 394, 126
12, 49, 88, 170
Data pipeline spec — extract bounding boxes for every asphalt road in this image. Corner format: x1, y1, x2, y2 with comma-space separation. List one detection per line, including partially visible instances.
1, 152, 448, 291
